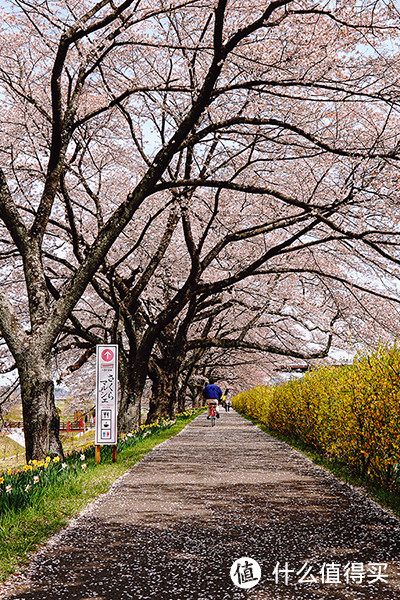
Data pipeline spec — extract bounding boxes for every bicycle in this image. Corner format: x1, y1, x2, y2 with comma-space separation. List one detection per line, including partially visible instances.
210, 404, 217, 427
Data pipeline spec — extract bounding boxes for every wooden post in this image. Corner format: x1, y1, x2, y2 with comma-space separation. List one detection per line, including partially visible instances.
112, 445, 117, 463
95, 445, 101, 464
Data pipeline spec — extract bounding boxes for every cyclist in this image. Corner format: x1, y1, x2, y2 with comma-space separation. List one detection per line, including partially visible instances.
202, 378, 223, 419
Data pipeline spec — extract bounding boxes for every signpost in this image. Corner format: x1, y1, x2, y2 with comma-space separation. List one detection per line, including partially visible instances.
95, 345, 118, 463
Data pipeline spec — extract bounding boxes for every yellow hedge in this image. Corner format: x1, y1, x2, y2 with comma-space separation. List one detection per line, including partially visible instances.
233, 343, 400, 489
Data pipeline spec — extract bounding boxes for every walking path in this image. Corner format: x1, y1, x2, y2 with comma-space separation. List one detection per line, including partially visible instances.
3, 410, 400, 600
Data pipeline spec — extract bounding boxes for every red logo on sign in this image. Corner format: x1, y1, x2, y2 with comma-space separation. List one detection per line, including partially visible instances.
101, 349, 114, 362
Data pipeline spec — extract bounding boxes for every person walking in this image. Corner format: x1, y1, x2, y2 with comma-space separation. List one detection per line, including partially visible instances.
225, 388, 232, 411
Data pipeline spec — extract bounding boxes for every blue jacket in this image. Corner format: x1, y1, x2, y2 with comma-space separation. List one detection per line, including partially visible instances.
202, 384, 223, 400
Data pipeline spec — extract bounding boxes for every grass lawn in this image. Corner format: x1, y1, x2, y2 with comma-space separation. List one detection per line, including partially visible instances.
0, 410, 202, 583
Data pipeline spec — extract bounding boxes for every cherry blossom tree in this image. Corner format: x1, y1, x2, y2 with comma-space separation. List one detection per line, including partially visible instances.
0, 0, 399, 459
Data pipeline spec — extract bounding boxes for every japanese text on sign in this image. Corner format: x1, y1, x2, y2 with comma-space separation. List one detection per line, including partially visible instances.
95, 345, 118, 445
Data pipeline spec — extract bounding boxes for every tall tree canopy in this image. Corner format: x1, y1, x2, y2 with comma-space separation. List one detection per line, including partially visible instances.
0, 0, 399, 459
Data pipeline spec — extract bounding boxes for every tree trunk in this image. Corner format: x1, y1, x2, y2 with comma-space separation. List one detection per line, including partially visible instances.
171, 370, 183, 415
117, 355, 145, 433
177, 389, 186, 413
168, 348, 187, 416
118, 382, 142, 433
146, 358, 175, 424
146, 372, 173, 424
147, 352, 186, 422
17, 352, 63, 462
191, 386, 202, 408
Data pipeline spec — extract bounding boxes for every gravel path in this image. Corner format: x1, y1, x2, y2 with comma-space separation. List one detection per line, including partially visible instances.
3, 410, 400, 600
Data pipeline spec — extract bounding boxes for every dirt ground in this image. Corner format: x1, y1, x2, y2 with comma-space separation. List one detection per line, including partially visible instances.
2, 410, 400, 600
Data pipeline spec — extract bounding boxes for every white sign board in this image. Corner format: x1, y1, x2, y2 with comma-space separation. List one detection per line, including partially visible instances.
95, 345, 118, 445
